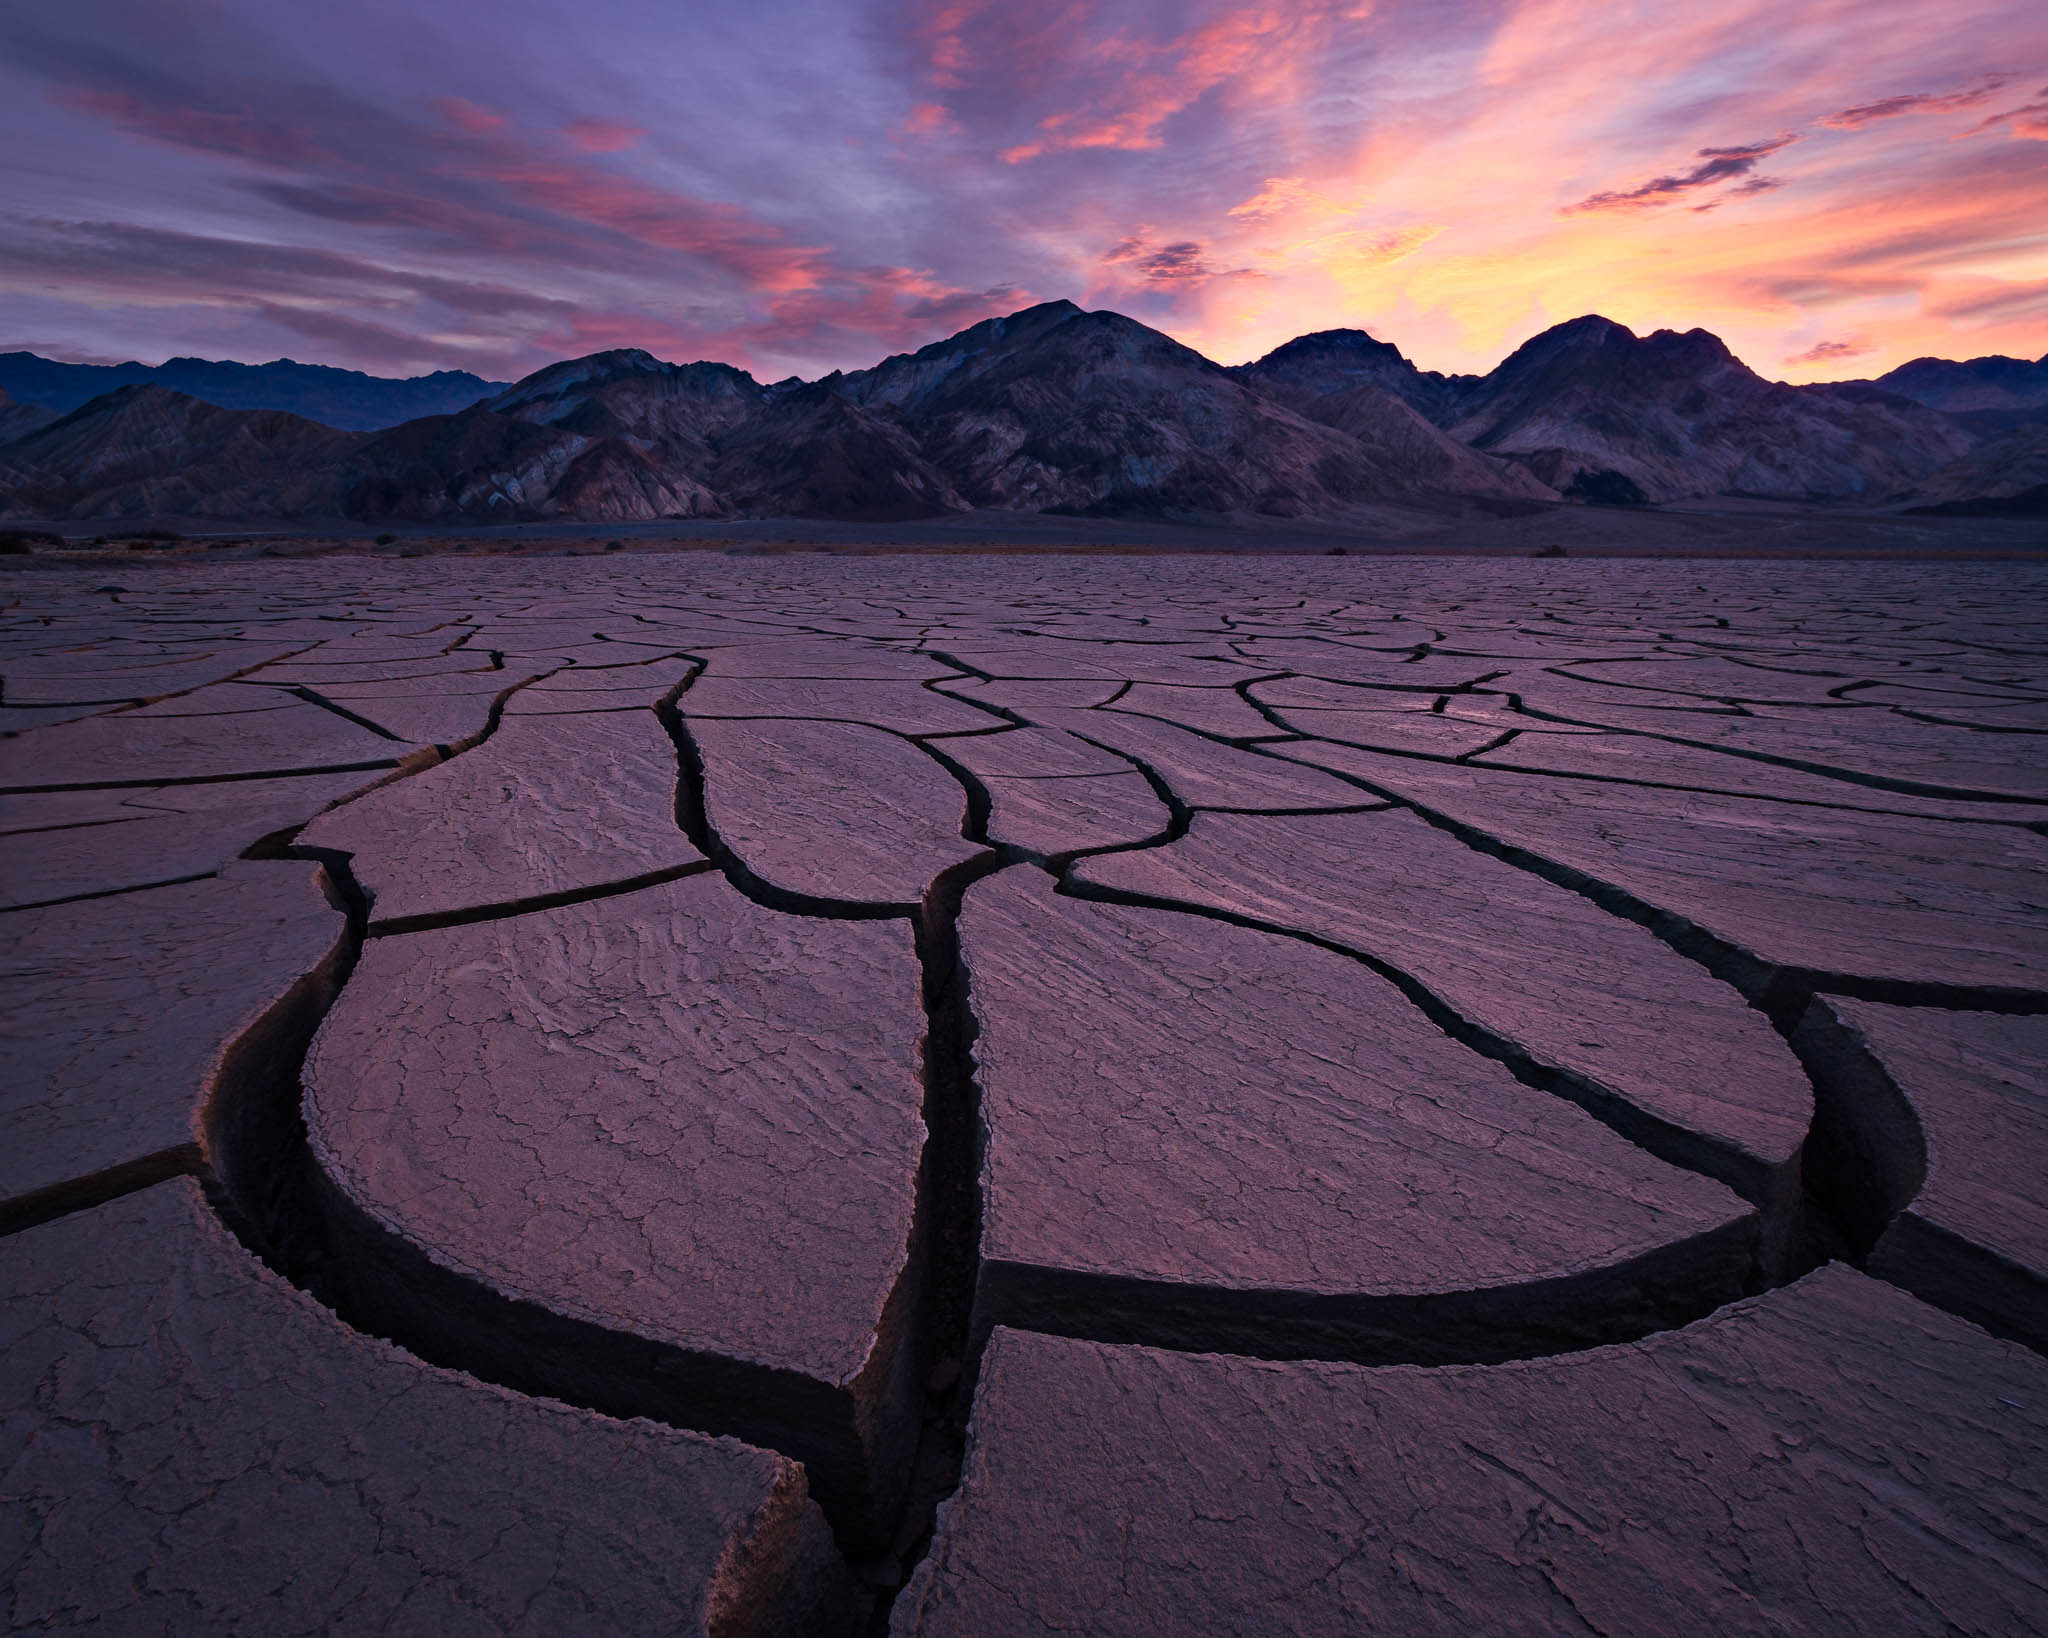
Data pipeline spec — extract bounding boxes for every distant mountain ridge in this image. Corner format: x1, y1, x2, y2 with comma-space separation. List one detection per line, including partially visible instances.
1865, 353, 2048, 413
0, 353, 507, 431
0, 305, 2039, 522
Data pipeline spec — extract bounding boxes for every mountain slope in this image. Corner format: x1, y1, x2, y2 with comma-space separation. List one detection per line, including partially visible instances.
1232, 329, 1475, 424
711, 384, 968, 520
329, 350, 769, 520
1906, 424, 2048, 505
839, 303, 1547, 515
4, 304, 2035, 525
1231, 332, 1551, 501
0, 386, 359, 518
0, 353, 506, 431
1446, 317, 1972, 503
0, 386, 56, 444
1867, 353, 2048, 413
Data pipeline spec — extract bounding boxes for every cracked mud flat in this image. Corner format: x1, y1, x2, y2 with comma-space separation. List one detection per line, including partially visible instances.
3, 555, 2046, 1636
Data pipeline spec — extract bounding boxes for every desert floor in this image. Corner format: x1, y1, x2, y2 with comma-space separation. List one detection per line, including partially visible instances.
4, 551, 2045, 1635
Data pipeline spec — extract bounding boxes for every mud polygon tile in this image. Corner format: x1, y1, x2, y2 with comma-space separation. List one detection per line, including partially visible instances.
504, 657, 699, 714
1475, 725, 2042, 822
1106, 683, 1285, 740
0, 699, 410, 791
1, 1180, 848, 1635
683, 676, 996, 735
1797, 998, 2048, 1350
689, 717, 980, 905
301, 710, 700, 928
286, 669, 526, 746
981, 772, 1170, 855
0, 772, 376, 909
1283, 745, 2048, 998
1286, 705, 1509, 758
1230, 639, 1502, 690
302, 873, 929, 1528
898, 1269, 2048, 1637
934, 677, 1126, 712
698, 640, 947, 679
123, 683, 307, 717
1075, 808, 1810, 1216
1029, 709, 1371, 812
1688, 706, 2048, 803
253, 655, 501, 686
0, 650, 302, 704
0, 861, 345, 1226
0, 703, 127, 733
933, 727, 1132, 781
960, 871, 1754, 1360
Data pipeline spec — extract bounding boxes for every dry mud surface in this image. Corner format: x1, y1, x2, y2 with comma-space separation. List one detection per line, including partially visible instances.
3, 554, 2046, 1635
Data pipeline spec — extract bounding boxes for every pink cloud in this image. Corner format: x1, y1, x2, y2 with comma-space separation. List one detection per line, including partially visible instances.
563, 117, 645, 152
434, 96, 507, 135
52, 86, 338, 167
1783, 336, 1871, 364
1963, 87, 2048, 140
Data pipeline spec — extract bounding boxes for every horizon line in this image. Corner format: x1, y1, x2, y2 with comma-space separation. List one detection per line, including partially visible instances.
5, 300, 2045, 393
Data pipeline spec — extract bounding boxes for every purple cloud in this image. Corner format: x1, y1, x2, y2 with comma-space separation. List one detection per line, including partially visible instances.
1783, 337, 1871, 365
1565, 133, 1800, 214
1820, 77, 2007, 129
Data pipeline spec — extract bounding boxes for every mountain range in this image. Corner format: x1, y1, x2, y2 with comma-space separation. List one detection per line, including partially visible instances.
2, 302, 2043, 524
0, 354, 506, 432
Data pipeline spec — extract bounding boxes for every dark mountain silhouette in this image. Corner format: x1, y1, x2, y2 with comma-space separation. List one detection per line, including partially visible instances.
1230, 332, 1551, 500
0, 353, 506, 431
0, 385, 358, 518
1232, 329, 1474, 424
711, 383, 968, 521
1866, 353, 2048, 413
828, 300, 1547, 516
1437, 317, 1971, 503
0, 387, 55, 443
0, 304, 2034, 523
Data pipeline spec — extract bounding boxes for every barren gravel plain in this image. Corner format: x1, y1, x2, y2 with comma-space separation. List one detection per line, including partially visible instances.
3, 552, 2046, 1635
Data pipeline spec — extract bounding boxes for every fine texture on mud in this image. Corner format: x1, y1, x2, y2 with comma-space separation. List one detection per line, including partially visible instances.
3, 554, 2044, 1635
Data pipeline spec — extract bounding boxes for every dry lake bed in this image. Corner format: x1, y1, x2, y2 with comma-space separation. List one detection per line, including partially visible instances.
4, 552, 2046, 1635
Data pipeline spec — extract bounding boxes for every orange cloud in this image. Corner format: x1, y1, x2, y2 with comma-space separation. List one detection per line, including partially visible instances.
989, 4, 1371, 163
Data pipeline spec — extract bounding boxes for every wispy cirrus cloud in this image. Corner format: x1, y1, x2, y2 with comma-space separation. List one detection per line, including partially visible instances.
1819, 77, 2009, 129
0, 0, 2041, 390
1962, 85, 2048, 140
1103, 235, 1223, 281
1564, 134, 1801, 215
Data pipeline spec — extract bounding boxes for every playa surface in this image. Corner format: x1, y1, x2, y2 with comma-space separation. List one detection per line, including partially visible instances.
4, 551, 2045, 1634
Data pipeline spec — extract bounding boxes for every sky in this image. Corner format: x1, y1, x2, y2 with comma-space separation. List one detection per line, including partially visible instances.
1, 0, 2044, 387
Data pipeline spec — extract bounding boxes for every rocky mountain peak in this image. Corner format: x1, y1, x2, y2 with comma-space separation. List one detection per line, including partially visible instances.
0, 303, 2010, 523
488, 348, 676, 412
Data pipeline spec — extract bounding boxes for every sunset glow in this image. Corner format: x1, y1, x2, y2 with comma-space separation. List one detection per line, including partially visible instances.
2, 0, 2043, 383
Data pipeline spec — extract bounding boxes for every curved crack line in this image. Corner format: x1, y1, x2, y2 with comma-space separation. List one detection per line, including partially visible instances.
1050, 869, 1794, 1239
1509, 693, 2048, 806
1235, 676, 2048, 829
26, 597, 2038, 1630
